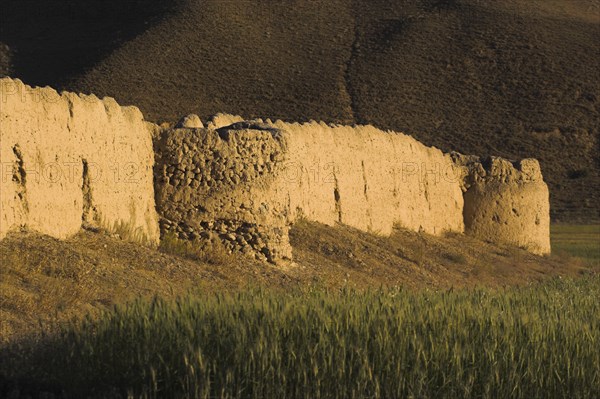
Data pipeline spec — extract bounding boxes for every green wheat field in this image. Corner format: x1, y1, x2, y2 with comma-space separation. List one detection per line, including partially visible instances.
2, 226, 599, 398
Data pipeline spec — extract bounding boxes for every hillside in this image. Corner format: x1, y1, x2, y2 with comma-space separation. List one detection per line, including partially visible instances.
1, 0, 598, 221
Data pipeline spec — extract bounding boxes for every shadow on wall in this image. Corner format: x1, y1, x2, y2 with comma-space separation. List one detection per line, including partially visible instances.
0, 0, 180, 86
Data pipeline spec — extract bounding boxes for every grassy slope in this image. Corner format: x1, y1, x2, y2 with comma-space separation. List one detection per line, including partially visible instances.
1, 223, 597, 396
0, 222, 592, 344
1, 0, 598, 222
4, 277, 599, 398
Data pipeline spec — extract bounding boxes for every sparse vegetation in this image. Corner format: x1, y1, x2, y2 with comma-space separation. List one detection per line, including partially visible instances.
100, 217, 156, 247
159, 232, 234, 265
441, 251, 468, 264
4, 276, 599, 398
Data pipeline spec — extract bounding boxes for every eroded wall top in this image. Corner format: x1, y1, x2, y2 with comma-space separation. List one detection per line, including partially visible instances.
455, 154, 551, 255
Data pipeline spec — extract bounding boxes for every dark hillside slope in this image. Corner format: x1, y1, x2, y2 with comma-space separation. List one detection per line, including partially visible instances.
0, 0, 178, 87
1, 0, 598, 222
350, 0, 600, 222
67, 0, 355, 124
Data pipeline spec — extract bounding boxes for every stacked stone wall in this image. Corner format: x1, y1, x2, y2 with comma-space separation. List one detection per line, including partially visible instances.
154, 124, 291, 261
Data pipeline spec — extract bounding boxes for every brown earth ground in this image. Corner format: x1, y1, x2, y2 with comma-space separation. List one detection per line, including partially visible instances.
1, 0, 599, 222
0, 221, 593, 345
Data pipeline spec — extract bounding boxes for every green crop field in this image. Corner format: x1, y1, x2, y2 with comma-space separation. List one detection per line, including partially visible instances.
1, 225, 598, 398
4, 275, 599, 398
551, 225, 600, 268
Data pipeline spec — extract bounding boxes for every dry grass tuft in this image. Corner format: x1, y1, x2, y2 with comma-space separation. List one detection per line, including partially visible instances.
98, 216, 156, 247
159, 232, 235, 265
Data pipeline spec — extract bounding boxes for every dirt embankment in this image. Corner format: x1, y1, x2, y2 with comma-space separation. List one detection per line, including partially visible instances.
0, 221, 589, 343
